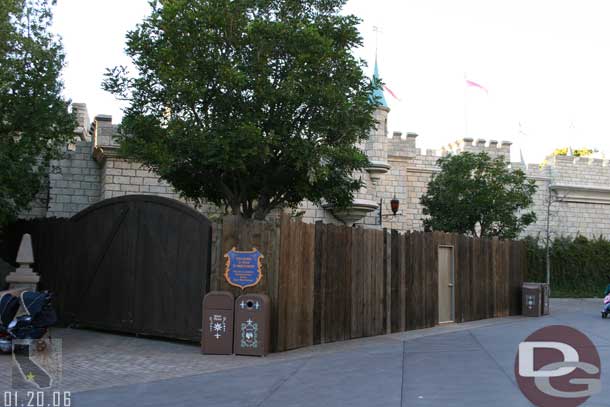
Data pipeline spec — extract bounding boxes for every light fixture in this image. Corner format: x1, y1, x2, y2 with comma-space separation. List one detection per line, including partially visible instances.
390, 196, 400, 215
378, 195, 401, 226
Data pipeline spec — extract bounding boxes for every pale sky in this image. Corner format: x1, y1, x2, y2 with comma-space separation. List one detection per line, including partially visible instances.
52, 0, 610, 163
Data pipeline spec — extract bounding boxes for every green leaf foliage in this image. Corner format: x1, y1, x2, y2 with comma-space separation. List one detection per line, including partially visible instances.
103, 0, 376, 220
0, 0, 75, 226
526, 235, 610, 298
420, 152, 537, 239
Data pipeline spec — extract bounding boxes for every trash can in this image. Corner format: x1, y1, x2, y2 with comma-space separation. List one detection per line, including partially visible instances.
202, 291, 235, 355
539, 283, 550, 315
234, 294, 270, 356
522, 283, 542, 317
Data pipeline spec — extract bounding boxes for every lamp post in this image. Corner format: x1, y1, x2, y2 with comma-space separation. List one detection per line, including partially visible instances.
378, 196, 401, 226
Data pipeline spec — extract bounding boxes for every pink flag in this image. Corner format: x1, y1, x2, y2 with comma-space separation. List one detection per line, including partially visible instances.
465, 79, 488, 94
383, 85, 401, 101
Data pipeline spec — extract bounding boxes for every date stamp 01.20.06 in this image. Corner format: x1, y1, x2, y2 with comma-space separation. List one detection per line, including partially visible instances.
3, 391, 71, 407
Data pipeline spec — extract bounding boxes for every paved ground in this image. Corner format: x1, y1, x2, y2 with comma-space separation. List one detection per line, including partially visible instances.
1, 299, 609, 406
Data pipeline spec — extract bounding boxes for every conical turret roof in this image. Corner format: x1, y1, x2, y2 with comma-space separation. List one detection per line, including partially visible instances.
371, 59, 388, 108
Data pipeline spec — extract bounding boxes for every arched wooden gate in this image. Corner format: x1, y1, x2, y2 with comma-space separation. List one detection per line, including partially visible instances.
59, 195, 212, 341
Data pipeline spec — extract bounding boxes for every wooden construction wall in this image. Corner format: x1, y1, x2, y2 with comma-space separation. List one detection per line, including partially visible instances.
389, 231, 524, 334
2, 211, 526, 352
212, 215, 526, 352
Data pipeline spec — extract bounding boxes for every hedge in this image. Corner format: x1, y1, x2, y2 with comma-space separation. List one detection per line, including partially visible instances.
526, 235, 610, 298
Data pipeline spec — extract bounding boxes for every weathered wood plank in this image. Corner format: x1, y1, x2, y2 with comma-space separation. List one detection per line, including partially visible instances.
372, 229, 383, 336
351, 227, 364, 338
390, 230, 401, 332
404, 232, 412, 331
412, 231, 423, 329
383, 229, 391, 334
313, 221, 324, 345
342, 225, 353, 342
363, 227, 372, 337
301, 221, 315, 348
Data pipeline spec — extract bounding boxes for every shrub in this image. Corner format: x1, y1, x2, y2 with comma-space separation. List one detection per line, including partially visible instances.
525, 235, 610, 298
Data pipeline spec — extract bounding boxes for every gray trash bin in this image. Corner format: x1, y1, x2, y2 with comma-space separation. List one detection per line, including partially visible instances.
522, 283, 542, 317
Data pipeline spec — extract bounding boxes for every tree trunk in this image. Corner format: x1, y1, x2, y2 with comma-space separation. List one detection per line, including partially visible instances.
230, 200, 241, 217
253, 194, 271, 220
253, 206, 268, 221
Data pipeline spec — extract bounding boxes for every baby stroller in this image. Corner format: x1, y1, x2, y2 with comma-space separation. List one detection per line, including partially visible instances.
0, 292, 21, 353
0, 291, 57, 353
603, 280, 610, 319
602, 295, 610, 319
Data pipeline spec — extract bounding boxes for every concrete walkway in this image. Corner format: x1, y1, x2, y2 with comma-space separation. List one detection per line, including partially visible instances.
2, 299, 609, 406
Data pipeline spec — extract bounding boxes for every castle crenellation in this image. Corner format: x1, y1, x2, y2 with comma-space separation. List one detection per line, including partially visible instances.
20, 100, 610, 239
439, 137, 512, 158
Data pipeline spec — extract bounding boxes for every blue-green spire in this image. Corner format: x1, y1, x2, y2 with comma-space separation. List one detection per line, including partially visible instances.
371, 59, 388, 108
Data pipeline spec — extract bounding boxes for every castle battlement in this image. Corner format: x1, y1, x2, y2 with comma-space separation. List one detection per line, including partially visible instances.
441, 137, 512, 158
387, 131, 418, 159
547, 154, 610, 169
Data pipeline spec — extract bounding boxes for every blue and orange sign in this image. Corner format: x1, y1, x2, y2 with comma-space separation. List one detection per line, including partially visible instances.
224, 247, 264, 289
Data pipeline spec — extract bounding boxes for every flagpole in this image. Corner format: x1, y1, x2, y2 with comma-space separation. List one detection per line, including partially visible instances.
464, 72, 469, 137
373, 26, 381, 64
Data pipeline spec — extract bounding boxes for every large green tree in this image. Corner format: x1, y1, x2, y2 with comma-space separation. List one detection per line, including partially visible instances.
420, 152, 537, 239
103, 0, 377, 220
0, 0, 75, 226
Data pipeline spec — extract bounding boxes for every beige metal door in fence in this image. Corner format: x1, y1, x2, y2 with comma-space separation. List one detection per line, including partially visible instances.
438, 246, 455, 323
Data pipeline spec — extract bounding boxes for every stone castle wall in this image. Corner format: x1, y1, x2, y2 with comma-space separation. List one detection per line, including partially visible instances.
22, 103, 610, 239
520, 156, 610, 238
292, 135, 610, 239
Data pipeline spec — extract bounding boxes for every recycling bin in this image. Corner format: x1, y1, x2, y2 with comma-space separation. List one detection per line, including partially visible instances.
202, 291, 235, 355
234, 294, 270, 356
539, 283, 550, 315
522, 283, 542, 317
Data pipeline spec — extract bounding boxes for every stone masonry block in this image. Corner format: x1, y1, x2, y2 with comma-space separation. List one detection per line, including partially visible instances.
120, 184, 140, 192
114, 176, 130, 184
143, 177, 162, 186
105, 168, 122, 176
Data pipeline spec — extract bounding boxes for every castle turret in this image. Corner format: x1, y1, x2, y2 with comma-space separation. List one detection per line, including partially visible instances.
365, 59, 391, 183
325, 60, 390, 225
